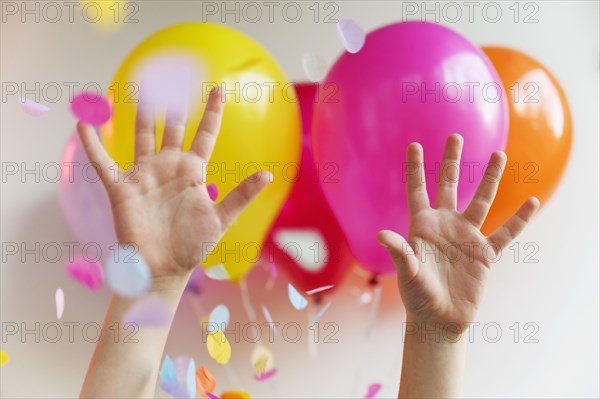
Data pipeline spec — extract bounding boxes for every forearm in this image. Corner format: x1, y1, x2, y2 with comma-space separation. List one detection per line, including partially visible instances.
398, 318, 467, 399
80, 274, 190, 398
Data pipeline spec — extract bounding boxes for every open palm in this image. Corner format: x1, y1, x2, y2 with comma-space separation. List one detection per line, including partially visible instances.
378, 135, 539, 329
77, 88, 271, 278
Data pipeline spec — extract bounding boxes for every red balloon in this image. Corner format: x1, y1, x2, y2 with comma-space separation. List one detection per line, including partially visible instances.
264, 83, 354, 293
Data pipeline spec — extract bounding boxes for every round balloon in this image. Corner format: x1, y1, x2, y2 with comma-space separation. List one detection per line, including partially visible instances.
481, 47, 572, 234
264, 83, 353, 293
59, 131, 116, 259
312, 21, 508, 275
102, 23, 301, 282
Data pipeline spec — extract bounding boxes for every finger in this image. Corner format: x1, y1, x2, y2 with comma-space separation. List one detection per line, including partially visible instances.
487, 197, 540, 254
217, 171, 273, 229
377, 230, 419, 284
190, 87, 225, 161
161, 97, 188, 150
134, 86, 156, 160
406, 143, 430, 215
77, 121, 119, 188
462, 151, 507, 228
435, 134, 463, 209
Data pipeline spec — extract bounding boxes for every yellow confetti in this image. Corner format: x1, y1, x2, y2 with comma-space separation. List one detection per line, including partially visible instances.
206, 330, 231, 365
251, 345, 274, 375
221, 390, 251, 399
0, 350, 10, 366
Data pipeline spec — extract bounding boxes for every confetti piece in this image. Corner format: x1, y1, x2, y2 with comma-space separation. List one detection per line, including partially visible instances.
359, 291, 373, 304
160, 356, 196, 398
207, 330, 231, 365
221, 390, 251, 399
336, 19, 366, 54
123, 294, 170, 327
208, 304, 230, 331
206, 392, 220, 399
269, 254, 277, 280
65, 255, 104, 291
274, 229, 327, 272
306, 285, 334, 295
365, 383, 382, 399
254, 368, 277, 381
160, 355, 177, 383
261, 305, 277, 335
302, 53, 328, 82
0, 350, 10, 366
19, 97, 50, 116
71, 92, 112, 125
55, 288, 64, 319
105, 245, 152, 298
251, 345, 274, 375
311, 302, 332, 325
288, 283, 308, 310
207, 183, 219, 201
204, 264, 230, 281
196, 367, 216, 398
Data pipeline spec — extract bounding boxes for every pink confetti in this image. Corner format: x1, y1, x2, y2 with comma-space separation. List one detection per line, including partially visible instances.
55, 288, 64, 319
207, 183, 219, 201
123, 294, 171, 327
19, 97, 50, 116
306, 285, 334, 295
254, 368, 277, 381
365, 383, 382, 399
261, 305, 277, 335
65, 255, 104, 291
337, 19, 366, 54
206, 392, 219, 399
70, 91, 112, 125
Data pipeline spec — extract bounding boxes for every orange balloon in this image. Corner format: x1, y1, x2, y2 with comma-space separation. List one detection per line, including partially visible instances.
481, 47, 572, 234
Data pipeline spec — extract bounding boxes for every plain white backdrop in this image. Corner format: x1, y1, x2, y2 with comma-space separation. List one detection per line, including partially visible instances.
1, 1, 599, 398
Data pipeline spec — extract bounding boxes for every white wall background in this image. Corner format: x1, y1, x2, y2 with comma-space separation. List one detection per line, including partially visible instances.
1, 1, 598, 398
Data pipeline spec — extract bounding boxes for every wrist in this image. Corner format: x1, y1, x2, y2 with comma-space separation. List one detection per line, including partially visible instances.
404, 314, 468, 345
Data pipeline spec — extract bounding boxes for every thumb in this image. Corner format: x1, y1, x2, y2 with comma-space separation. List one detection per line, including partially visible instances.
377, 230, 419, 283
217, 171, 273, 230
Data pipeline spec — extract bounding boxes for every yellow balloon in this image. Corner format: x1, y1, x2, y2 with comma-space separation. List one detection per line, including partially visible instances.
102, 23, 301, 282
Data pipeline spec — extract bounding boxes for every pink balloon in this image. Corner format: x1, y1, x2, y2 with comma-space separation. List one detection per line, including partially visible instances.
59, 131, 116, 259
70, 92, 112, 125
312, 22, 508, 275
264, 83, 353, 293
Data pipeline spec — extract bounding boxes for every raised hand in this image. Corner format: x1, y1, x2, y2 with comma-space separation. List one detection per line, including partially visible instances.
77, 88, 272, 279
378, 134, 539, 330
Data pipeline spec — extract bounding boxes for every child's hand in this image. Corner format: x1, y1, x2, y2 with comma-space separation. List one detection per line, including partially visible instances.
77, 88, 272, 279
378, 135, 539, 332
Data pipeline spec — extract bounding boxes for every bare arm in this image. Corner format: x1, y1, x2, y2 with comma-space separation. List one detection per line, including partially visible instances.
78, 87, 271, 398
378, 135, 539, 398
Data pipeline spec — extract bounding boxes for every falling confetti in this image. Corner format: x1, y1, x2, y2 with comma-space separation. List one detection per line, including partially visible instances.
70, 91, 112, 125
208, 304, 230, 331
251, 345, 274, 376
0, 350, 9, 366
207, 183, 219, 201
221, 390, 251, 399
365, 383, 382, 399
123, 294, 170, 327
65, 255, 104, 291
207, 330, 232, 365
311, 302, 332, 325
204, 264, 230, 281
55, 288, 64, 320
288, 283, 308, 310
306, 285, 334, 295
19, 97, 50, 116
336, 19, 366, 53
261, 305, 277, 335
302, 53, 328, 82
105, 245, 152, 298
195, 367, 216, 398
160, 355, 196, 398
254, 368, 277, 381
206, 393, 220, 399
